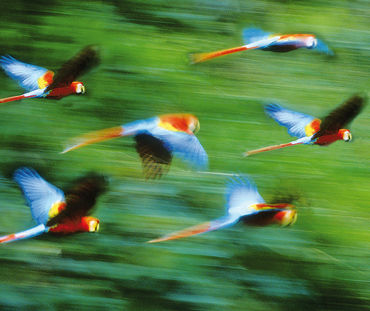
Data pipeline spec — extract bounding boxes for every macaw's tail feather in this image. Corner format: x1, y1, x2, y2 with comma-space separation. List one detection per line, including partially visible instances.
147, 221, 212, 243
244, 142, 301, 157
0, 94, 28, 104
147, 215, 239, 243
61, 126, 123, 154
0, 224, 47, 244
190, 45, 249, 64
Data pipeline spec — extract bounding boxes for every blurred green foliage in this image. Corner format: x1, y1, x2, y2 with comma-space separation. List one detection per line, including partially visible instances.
0, 0, 369, 310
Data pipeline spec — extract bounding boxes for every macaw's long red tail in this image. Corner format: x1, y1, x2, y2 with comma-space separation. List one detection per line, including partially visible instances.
0, 94, 28, 104
147, 221, 212, 243
61, 126, 124, 154
0, 224, 47, 244
190, 45, 251, 64
244, 142, 302, 157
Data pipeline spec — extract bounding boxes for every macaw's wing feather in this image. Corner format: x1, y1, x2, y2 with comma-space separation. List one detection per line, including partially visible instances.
0, 224, 47, 244
313, 95, 365, 139
226, 175, 265, 216
46, 45, 100, 91
147, 215, 240, 243
242, 27, 272, 44
0, 55, 52, 91
134, 133, 172, 179
149, 128, 208, 171
314, 39, 334, 55
13, 168, 65, 225
265, 103, 317, 138
47, 174, 107, 226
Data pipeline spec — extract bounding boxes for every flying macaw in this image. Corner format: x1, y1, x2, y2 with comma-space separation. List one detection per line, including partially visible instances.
62, 113, 208, 179
0, 45, 100, 104
148, 175, 297, 243
244, 95, 365, 156
190, 27, 333, 64
0, 167, 106, 244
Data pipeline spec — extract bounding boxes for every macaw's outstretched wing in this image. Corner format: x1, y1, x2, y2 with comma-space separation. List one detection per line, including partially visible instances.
134, 133, 172, 179
47, 174, 107, 226
265, 103, 318, 138
13, 167, 65, 225
150, 127, 208, 171
46, 45, 100, 91
147, 214, 240, 243
0, 224, 47, 244
313, 95, 365, 139
225, 175, 265, 216
0, 55, 53, 91
242, 27, 272, 44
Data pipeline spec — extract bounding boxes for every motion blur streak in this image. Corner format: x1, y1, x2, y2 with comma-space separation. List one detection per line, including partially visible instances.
0, 0, 368, 311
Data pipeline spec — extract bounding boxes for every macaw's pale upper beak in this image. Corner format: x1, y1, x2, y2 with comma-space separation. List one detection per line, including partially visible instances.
61, 126, 124, 154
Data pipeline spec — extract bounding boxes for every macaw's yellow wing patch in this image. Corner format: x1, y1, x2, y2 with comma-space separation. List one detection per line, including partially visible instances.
37, 70, 54, 89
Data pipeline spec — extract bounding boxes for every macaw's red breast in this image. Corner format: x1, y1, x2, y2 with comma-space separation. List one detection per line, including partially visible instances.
314, 130, 344, 145
159, 114, 196, 134
242, 204, 296, 226
48, 216, 99, 234
46, 84, 77, 99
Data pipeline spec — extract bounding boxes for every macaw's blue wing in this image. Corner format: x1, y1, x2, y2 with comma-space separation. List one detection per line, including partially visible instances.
147, 214, 240, 243
314, 39, 334, 55
225, 175, 265, 217
149, 127, 208, 171
0, 56, 51, 91
243, 27, 272, 45
265, 103, 317, 138
13, 167, 65, 225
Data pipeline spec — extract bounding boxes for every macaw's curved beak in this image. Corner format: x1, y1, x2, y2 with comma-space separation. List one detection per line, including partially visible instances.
61, 126, 123, 154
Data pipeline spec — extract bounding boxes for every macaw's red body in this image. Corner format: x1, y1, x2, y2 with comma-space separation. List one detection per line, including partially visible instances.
191, 27, 333, 64
0, 168, 105, 244
48, 216, 99, 234
244, 95, 365, 156
148, 175, 297, 243
62, 113, 207, 179
0, 45, 99, 104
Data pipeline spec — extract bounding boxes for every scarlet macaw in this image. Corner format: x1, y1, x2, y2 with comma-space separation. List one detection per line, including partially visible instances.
62, 113, 208, 179
148, 175, 297, 243
244, 95, 365, 156
0, 168, 106, 244
0, 45, 99, 104
190, 27, 333, 63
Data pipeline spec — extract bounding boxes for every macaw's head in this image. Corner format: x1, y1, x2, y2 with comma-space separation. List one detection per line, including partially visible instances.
186, 114, 200, 134
303, 35, 317, 49
339, 129, 352, 142
273, 208, 297, 226
71, 81, 86, 95
81, 216, 100, 232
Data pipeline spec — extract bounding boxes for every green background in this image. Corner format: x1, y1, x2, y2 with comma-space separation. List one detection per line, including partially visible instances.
0, 0, 369, 310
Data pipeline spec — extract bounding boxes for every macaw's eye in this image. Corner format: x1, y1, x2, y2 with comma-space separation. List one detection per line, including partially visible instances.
343, 131, 352, 142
